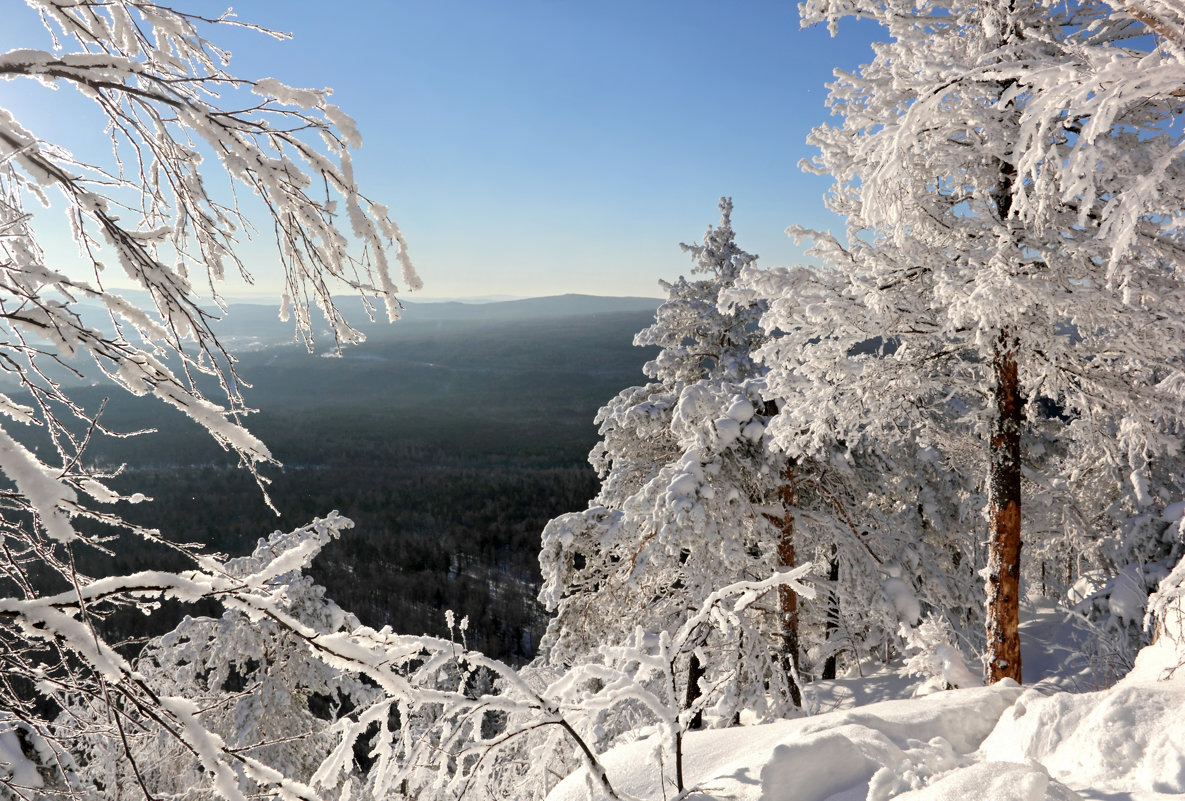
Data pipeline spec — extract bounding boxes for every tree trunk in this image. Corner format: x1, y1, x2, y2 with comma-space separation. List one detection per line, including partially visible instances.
773, 461, 802, 706
822, 549, 840, 681
684, 652, 705, 730
986, 331, 1024, 684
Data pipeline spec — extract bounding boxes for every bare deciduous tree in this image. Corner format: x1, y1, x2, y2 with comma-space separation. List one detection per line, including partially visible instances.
0, 3, 419, 796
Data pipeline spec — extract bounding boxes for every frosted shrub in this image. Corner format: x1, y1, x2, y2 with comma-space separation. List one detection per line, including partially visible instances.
901, 613, 981, 693
60, 515, 382, 800
1147, 551, 1185, 665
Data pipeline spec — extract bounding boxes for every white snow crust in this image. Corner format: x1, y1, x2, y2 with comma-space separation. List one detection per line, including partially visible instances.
545, 599, 1185, 801
547, 684, 1022, 801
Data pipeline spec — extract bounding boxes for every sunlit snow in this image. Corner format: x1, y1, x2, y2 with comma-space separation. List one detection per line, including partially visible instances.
546, 597, 1185, 801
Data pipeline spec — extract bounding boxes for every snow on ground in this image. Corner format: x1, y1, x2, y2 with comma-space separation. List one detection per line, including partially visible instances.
978, 628, 1185, 801
547, 683, 1024, 801
546, 601, 1185, 801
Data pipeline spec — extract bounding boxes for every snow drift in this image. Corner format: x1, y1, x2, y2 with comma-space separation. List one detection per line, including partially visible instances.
546, 587, 1185, 801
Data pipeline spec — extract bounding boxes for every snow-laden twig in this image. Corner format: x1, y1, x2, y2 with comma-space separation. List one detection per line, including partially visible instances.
0, 3, 419, 796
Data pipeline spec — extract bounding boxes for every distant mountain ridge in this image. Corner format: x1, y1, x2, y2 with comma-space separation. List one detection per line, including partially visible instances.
210, 293, 663, 350
396, 293, 662, 320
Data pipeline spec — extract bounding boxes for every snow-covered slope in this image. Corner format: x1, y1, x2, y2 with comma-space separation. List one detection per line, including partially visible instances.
547, 684, 1024, 801
545, 598, 1185, 801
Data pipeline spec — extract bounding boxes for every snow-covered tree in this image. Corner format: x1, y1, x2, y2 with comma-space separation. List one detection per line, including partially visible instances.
750, 0, 1185, 684
541, 199, 936, 721
1008, 0, 1185, 669
0, 3, 419, 797
539, 199, 806, 717
724, 264, 985, 679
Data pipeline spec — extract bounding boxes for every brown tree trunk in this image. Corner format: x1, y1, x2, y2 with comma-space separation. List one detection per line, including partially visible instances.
773, 461, 802, 706
986, 331, 1024, 684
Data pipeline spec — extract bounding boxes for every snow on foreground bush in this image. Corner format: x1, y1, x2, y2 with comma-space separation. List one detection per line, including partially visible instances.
6, 512, 815, 800
24, 527, 1181, 801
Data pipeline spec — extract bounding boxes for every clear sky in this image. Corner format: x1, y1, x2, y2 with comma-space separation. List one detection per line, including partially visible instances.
3, 2, 881, 301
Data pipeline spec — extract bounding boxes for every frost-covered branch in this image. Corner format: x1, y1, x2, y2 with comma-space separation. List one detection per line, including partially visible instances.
311, 565, 815, 801
0, 4, 423, 797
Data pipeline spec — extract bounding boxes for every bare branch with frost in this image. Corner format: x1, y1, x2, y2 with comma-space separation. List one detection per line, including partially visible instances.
0, 3, 421, 798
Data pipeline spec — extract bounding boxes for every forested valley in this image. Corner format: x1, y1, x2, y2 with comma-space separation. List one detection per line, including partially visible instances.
25, 296, 660, 662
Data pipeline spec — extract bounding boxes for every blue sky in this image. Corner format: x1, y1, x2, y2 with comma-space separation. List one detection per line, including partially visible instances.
4, 2, 881, 300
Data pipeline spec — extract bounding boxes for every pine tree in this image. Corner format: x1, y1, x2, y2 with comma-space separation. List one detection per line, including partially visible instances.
725, 234, 991, 678
753, 0, 1185, 683
1011, 0, 1185, 672
538, 199, 802, 719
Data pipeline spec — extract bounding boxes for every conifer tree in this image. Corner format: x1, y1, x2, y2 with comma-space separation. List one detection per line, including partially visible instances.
538, 199, 802, 717
750, 0, 1185, 683
1011, 0, 1185, 670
